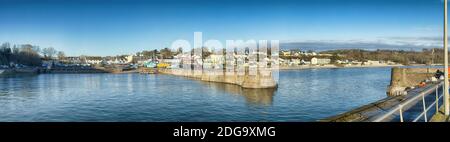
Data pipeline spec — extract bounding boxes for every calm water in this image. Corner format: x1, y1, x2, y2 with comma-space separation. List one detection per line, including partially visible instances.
0, 67, 391, 122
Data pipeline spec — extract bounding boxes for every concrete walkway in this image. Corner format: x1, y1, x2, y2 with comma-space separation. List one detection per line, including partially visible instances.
430, 106, 450, 122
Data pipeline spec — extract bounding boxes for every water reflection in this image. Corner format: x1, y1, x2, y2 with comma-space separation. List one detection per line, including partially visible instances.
201, 82, 276, 106
0, 68, 392, 121
0, 73, 38, 78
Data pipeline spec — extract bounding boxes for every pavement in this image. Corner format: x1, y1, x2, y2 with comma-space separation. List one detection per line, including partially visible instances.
430, 106, 450, 122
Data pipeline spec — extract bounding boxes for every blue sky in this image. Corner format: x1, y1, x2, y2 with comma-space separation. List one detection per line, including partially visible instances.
0, 0, 446, 56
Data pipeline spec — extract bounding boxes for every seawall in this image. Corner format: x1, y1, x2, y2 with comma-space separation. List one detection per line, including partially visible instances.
387, 67, 440, 96
322, 67, 442, 122
321, 81, 441, 122
39, 66, 111, 73
158, 68, 278, 89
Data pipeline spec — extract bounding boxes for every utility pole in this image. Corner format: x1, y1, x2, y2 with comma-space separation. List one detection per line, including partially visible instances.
444, 0, 449, 116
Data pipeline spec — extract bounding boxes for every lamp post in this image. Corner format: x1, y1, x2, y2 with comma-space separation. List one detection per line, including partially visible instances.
444, 0, 449, 116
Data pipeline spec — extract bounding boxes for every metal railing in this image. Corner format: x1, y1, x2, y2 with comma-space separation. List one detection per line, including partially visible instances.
373, 82, 444, 122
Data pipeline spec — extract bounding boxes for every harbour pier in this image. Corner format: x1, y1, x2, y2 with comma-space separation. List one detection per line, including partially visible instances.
322, 67, 449, 122
158, 67, 278, 89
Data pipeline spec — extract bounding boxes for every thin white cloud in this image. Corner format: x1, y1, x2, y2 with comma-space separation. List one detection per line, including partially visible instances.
281, 36, 444, 51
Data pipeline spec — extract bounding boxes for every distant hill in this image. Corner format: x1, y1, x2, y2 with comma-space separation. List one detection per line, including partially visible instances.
280, 41, 439, 51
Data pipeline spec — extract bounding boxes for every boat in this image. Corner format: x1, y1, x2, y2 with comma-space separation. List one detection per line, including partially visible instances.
144, 61, 158, 68
157, 63, 170, 68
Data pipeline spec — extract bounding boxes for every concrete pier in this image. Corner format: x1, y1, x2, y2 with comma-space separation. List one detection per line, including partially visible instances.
430, 106, 450, 122
158, 68, 278, 89
323, 67, 447, 122
387, 67, 441, 96
321, 82, 441, 122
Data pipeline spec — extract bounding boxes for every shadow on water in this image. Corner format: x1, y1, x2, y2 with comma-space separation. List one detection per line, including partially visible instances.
200, 82, 276, 106
0, 73, 39, 78
0, 73, 40, 98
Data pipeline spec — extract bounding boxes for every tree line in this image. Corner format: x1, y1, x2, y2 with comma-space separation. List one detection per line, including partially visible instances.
320, 48, 445, 65
0, 42, 65, 67
6, 41, 445, 67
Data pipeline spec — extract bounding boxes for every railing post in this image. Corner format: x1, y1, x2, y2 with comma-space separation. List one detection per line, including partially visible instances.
436, 87, 440, 113
373, 83, 443, 122
399, 106, 404, 122
422, 95, 428, 122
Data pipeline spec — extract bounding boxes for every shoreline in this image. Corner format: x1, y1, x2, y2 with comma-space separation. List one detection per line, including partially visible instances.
278, 64, 408, 70
1, 64, 442, 76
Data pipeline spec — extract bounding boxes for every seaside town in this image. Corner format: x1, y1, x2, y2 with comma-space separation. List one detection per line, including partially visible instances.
1, 42, 445, 75
3, 0, 450, 125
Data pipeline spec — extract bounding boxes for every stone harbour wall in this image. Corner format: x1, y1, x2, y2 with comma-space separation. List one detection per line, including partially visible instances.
387, 67, 441, 96
158, 68, 278, 89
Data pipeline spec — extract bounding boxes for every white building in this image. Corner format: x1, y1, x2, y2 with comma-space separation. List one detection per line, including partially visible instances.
291, 59, 301, 65
86, 59, 101, 65
105, 56, 127, 64
84, 56, 102, 65
364, 60, 381, 66
311, 57, 331, 65
351, 60, 363, 65
280, 51, 291, 56
300, 59, 311, 65
126, 55, 134, 63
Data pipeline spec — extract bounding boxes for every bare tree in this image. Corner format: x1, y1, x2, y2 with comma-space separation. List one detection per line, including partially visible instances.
42, 47, 57, 59
57, 51, 66, 61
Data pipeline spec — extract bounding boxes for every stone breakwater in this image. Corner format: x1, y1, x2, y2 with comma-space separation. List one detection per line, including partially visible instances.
387, 67, 441, 96
158, 68, 278, 89
322, 67, 442, 122
321, 83, 439, 122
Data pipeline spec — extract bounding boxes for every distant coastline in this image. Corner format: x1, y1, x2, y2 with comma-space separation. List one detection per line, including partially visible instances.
279, 64, 403, 70
278, 64, 446, 70
1, 64, 444, 76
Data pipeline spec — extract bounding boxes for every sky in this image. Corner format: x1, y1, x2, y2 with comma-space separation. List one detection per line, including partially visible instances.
0, 0, 446, 56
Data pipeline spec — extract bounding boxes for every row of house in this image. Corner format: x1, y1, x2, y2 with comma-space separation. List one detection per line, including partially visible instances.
282, 57, 331, 66
171, 52, 279, 69
280, 50, 333, 57
282, 58, 398, 67
61, 56, 130, 65
336, 60, 396, 66
51, 53, 398, 69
